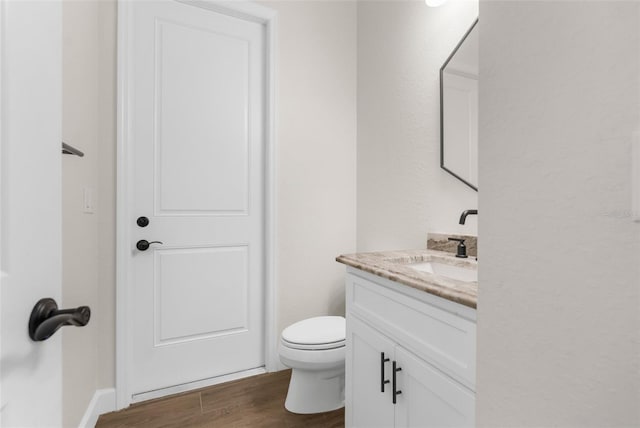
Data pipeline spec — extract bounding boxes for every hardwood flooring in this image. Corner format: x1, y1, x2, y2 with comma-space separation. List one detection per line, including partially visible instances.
96, 370, 344, 428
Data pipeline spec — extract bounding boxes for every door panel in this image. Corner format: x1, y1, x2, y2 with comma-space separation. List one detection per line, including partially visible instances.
129, 0, 265, 396
155, 246, 248, 344
0, 1, 63, 426
156, 19, 250, 214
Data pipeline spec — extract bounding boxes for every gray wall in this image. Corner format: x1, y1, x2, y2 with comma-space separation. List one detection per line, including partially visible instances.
477, 2, 640, 425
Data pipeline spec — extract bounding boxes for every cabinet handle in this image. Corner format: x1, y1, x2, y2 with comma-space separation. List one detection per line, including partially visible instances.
392, 361, 402, 404
380, 352, 390, 392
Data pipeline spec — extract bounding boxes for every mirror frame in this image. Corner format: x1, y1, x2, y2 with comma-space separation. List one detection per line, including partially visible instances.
439, 18, 479, 192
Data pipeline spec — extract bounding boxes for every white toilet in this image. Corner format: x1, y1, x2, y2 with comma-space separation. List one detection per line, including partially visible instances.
279, 316, 346, 414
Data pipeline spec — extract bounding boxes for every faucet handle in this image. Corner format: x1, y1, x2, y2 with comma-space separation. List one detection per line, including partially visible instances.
448, 237, 468, 258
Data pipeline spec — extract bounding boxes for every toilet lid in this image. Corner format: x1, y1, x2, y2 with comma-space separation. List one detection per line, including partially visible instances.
281, 316, 345, 346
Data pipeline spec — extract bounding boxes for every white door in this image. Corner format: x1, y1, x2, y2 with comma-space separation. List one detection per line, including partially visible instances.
126, 0, 266, 396
346, 316, 396, 428
0, 1, 63, 426
394, 347, 475, 428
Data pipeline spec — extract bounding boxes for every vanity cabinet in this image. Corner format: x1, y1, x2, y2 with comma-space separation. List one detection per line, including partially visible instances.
345, 268, 476, 428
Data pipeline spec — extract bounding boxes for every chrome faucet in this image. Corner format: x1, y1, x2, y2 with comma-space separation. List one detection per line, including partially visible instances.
459, 209, 478, 225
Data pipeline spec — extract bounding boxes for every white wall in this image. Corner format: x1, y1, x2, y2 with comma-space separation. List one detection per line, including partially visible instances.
477, 1, 640, 426
62, 1, 118, 425
96, 0, 118, 393
62, 1, 101, 425
259, 0, 358, 337
357, 0, 478, 252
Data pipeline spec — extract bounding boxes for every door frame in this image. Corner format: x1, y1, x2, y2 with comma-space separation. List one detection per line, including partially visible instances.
115, 0, 278, 409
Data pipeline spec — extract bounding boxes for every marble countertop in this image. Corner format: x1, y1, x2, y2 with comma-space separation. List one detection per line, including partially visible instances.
336, 249, 478, 309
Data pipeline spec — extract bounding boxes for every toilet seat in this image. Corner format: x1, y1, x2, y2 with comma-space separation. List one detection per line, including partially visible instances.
281, 338, 345, 351
281, 316, 345, 350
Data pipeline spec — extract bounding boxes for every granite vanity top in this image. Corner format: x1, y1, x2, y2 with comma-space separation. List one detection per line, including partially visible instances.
336, 249, 478, 309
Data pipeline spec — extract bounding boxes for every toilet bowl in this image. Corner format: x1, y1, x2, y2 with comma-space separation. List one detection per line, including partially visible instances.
279, 316, 346, 414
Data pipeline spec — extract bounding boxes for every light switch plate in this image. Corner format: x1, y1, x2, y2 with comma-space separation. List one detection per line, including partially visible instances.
633, 132, 640, 222
83, 187, 95, 214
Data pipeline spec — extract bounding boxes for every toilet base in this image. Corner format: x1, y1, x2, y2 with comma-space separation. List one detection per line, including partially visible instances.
284, 368, 345, 414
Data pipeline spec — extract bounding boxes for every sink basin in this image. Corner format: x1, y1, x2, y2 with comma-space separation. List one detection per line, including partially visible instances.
409, 261, 477, 282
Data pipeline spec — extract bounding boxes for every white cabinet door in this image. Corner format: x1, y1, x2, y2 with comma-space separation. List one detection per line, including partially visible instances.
394, 346, 475, 428
347, 316, 396, 428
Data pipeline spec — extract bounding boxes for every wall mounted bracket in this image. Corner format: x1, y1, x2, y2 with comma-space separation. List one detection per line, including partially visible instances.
62, 142, 84, 157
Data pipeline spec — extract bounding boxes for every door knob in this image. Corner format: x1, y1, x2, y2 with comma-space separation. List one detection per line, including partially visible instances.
136, 240, 163, 251
137, 216, 150, 227
29, 298, 90, 341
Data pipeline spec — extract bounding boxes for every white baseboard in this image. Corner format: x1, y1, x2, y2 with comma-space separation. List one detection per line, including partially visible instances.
78, 388, 116, 428
131, 367, 267, 404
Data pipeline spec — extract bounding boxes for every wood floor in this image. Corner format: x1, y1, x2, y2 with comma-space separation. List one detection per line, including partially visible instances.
96, 370, 344, 428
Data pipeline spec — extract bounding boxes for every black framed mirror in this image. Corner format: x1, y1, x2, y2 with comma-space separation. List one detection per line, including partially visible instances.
440, 19, 478, 191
